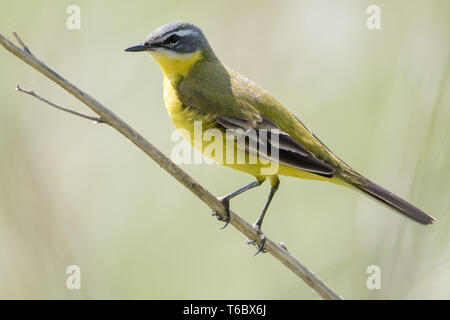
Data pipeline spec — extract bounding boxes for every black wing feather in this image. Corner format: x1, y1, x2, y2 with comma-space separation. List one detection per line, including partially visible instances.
216, 114, 335, 177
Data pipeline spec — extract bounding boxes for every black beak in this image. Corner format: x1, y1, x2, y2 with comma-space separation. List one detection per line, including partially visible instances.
124, 43, 151, 52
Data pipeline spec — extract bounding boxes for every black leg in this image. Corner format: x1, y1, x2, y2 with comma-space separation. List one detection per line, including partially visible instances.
213, 177, 266, 229
254, 176, 280, 229
252, 176, 280, 255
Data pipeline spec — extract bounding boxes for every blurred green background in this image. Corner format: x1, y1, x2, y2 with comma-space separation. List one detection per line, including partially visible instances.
0, 0, 449, 299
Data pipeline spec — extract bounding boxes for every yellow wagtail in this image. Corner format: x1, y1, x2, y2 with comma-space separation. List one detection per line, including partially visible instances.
125, 22, 435, 253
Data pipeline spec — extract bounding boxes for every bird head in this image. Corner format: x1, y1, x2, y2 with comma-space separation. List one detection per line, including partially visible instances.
125, 22, 217, 77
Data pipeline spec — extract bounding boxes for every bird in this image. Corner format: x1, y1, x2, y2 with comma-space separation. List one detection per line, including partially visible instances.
125, 22, 436, 253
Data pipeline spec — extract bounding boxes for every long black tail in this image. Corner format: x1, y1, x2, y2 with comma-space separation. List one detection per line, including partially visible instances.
341, 171, 436, 224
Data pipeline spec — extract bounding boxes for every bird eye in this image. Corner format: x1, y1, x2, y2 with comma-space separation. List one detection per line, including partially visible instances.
165, 34, 180, 45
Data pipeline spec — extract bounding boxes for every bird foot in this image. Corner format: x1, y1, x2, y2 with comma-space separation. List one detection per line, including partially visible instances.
246, 225, 267, 255
211, 196, 230, 229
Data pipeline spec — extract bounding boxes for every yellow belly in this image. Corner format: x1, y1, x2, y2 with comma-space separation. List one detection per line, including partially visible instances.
163, 77, 338, 182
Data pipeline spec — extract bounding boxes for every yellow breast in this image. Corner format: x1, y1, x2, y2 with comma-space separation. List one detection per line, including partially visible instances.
163, 77, 189, 130
150, 49, 205, 134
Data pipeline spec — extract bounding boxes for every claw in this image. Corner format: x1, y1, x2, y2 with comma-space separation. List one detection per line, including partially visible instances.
247, 226, 267, 255
246, 238, 256, 245
213, 197, 230, 230
219, 218, 230, 230
254, 236, 267, 255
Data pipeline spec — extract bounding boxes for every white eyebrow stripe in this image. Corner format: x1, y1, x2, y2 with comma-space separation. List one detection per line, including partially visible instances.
160, 29, 198, 42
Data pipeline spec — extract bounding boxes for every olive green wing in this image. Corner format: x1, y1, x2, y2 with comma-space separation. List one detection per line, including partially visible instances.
177, 74, 335, 177
178, 75, 262, 126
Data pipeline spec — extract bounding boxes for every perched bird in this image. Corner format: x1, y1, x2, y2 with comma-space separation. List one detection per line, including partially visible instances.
125, 22, 435, 253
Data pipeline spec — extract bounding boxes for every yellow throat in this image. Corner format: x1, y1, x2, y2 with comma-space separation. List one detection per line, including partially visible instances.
149, 50, 203, 82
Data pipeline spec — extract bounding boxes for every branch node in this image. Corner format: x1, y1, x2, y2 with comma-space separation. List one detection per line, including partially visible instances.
12, 31, 32, 55
278, 242, 290, 253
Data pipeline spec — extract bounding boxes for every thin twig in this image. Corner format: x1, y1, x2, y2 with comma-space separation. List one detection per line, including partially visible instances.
12, 31, 31, 54
0, 31, 343, 300
16, 85, 105, 123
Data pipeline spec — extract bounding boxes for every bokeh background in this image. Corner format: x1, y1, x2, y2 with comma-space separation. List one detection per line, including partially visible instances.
0, 0, 449, 299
